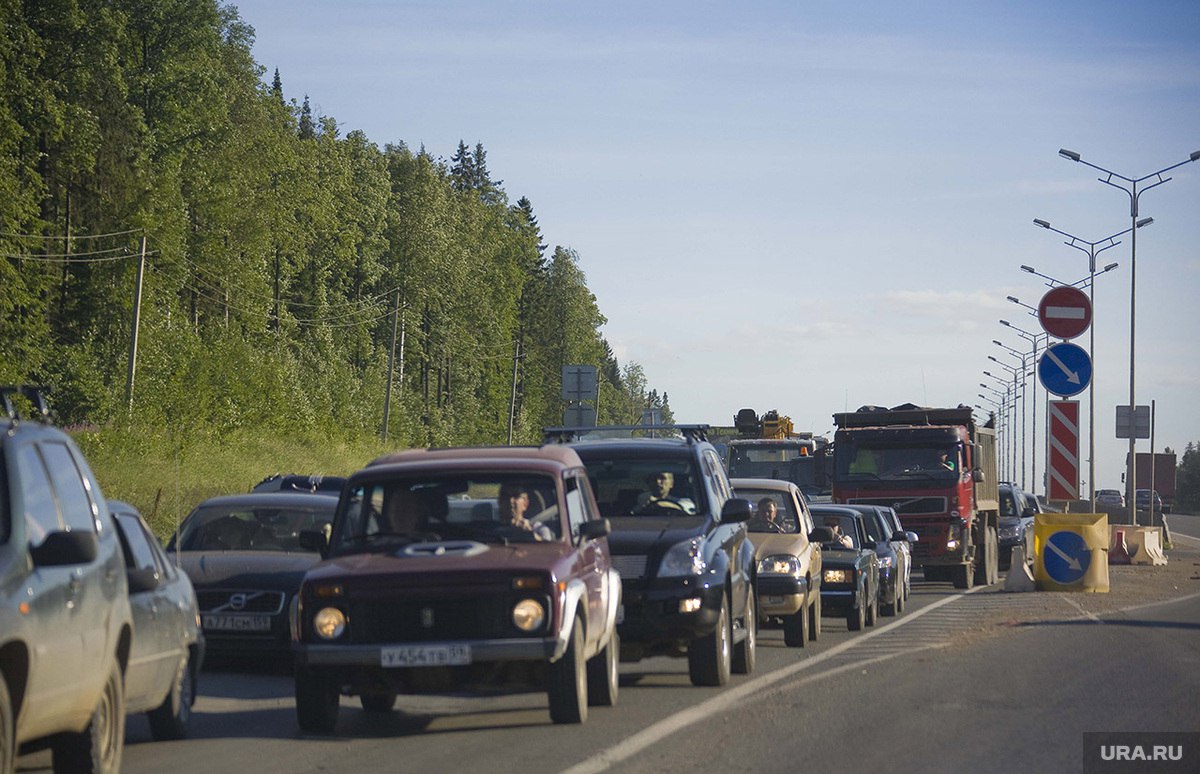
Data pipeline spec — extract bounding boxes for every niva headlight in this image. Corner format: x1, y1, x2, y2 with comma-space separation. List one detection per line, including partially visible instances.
658, 537, 707, 577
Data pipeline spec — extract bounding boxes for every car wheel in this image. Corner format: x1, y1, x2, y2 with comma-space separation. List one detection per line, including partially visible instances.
295, 667, 340, 734
1, 676, 14, 774
882, 589, 897, 617
360, 691, 397, 713
847, 594, 865, 631
586, 629, 619, 707
865, 583, 878, 626
894, 583, 905, 614
732, 589, 756, 673
52, 662, 124, 774
688, 593, 731, 687
783, 593, 809, 647
548, 617, 588, 723
974, 525, 996, 586
148, 649, 194, 741
809, 588, 821, 641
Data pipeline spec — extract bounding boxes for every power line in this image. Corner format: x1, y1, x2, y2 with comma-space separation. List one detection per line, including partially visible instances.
4, 247, 142, 262
0, 227, 145, 240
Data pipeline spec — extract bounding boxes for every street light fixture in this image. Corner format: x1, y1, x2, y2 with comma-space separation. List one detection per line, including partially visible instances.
1058, 147, 1200, 519
1032, 216, 1153, 508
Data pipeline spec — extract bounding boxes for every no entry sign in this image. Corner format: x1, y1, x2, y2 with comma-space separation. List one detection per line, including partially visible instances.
1038, 286, 1092, 340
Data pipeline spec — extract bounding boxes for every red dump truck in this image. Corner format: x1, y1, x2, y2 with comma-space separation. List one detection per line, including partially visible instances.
831, 404, 1000, 589
1132, 452, 1177, 514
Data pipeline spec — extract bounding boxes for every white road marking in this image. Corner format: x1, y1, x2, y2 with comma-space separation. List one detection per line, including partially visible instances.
562, 587, 982, 774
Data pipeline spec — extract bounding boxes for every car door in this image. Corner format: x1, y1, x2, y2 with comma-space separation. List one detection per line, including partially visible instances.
704, 449, 750, 620
565, 473, 609, 652
114, 508, 179, 709
13, 439, 109, 735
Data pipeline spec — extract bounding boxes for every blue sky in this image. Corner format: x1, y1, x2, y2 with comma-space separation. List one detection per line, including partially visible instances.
230, 0, 1200, 495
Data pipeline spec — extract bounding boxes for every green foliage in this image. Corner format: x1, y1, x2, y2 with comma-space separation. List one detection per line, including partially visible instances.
1, 0, 670, 493
1177, 443, 1199, 513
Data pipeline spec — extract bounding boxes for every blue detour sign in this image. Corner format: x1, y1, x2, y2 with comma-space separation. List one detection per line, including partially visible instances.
1042, 530, 1091, 584
1038, 342, 1092, 397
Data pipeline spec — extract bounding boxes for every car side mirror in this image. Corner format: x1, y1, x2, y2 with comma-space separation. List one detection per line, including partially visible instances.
126, 567, 160, 593
29, 530, 99, 567
720, 497, 753, 524
905, 531, 919, 543
298, 528, 329, 556
808, 526, 835, 544
1022, 506, 1037, 518
891, 530, 909, 543
579, 518, 611, 542
972, 467, 985, 483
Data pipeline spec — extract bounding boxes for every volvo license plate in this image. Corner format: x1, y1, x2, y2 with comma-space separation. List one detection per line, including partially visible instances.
203, 614, 270, 632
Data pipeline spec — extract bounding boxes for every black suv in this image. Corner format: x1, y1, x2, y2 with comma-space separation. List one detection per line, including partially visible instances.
0, 386, 133, 773
550, 425, 757, 687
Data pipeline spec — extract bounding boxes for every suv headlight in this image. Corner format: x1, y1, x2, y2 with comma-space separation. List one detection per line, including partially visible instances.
999, 524, 1020, 540
877, 555, 893, 569
658, 537, 707, 577
758, 554, 801, 576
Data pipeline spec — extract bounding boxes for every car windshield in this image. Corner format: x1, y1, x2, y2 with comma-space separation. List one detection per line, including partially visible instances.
737, 490, 800, 534
837, 441, 962, 481
814, 511, 859, 549
176, 501, 336, 552
581, 457, 703, 519
330, 473, 561, 553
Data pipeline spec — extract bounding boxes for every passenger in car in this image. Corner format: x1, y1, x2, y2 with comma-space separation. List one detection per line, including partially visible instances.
749, 498, 784, 532
499, 482, 554, 541
824, 517, 854, 548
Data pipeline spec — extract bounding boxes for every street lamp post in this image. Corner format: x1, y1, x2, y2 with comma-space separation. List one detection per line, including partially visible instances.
977, 394, 1008, 480
1000, 320, 1048, 497
994, 338, 1031, 488
1058, 147, 1200, 521
1033, 217, 1152, 509
984, 366, 1019, 482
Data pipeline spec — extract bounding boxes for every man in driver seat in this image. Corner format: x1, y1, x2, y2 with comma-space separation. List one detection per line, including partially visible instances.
636, 471, 696, 514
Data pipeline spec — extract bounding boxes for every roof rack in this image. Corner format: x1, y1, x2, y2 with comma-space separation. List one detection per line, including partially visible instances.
543, 424, 710, 444
1, 385, 53, 423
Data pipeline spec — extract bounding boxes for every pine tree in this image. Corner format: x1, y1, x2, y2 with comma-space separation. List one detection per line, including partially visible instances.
299, 95, 316, 139
450, 140, 473, 192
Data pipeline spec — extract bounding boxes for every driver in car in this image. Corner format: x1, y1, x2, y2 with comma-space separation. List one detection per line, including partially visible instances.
499, 483, 554, 541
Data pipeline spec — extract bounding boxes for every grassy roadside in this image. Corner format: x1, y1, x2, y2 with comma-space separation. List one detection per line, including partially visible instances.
74, 427, 395, 541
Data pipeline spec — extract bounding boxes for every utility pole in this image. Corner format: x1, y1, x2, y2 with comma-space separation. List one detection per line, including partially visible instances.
507, 336, 522, 445
381, 290, 400, 442
124, 236, 147, 411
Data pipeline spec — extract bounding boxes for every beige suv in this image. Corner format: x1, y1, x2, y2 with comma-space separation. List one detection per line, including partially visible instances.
732, 478, 826, 647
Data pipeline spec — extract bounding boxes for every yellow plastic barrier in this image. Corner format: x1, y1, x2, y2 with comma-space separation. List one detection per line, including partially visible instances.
1033, 513, 1109, 592
1108, 525, 1167, 566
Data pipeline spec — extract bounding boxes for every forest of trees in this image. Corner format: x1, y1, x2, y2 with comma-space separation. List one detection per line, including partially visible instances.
0, 0, 671, 451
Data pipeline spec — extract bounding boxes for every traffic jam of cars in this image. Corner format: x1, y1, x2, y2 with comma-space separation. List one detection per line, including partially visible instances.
7, 391, 1091, 773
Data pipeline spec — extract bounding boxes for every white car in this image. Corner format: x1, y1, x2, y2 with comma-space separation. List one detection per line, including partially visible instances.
1095, 489, 1124, 507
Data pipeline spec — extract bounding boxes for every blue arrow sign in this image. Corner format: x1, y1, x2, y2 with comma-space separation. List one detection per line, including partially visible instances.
1038, 342, 1092, 397
1043, 530, 1091, 584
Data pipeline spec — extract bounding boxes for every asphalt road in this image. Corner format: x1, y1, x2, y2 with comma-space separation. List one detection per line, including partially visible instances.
17, 521, 1200, 774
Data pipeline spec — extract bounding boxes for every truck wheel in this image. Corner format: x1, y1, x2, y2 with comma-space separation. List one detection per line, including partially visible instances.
295, 668, 340, 734
809, 590, 821, 641
732, 589, 756, 674
548, 617, 588, 723
148, 649, 194, 740
586, 629, 619, 707
688, 594, 731, 687
783, 595, 809, 647
52, 662, 124, 774
974, 526, 998, 586
953, 562, 974, 590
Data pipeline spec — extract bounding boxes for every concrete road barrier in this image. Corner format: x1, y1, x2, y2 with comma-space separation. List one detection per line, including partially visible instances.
1108, 524, 1167, 566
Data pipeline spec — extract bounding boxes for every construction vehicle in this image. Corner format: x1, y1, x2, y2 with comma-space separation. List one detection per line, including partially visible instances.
726, 409, 831, 500
830, 404, 999, 589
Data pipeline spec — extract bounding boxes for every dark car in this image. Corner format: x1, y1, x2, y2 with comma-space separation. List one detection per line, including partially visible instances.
998, 483, 1036, 570
291, 445, 620, 732
0, 386, 133, 774
873, 505, 917, 604
811, 505, 880, 631
557, 425, 757, 687
841, 504, 912, 617
1135, 489, 1163, 513
110, 501, 204, 740
167, 492, 337, 660
251, 473, 347, 495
